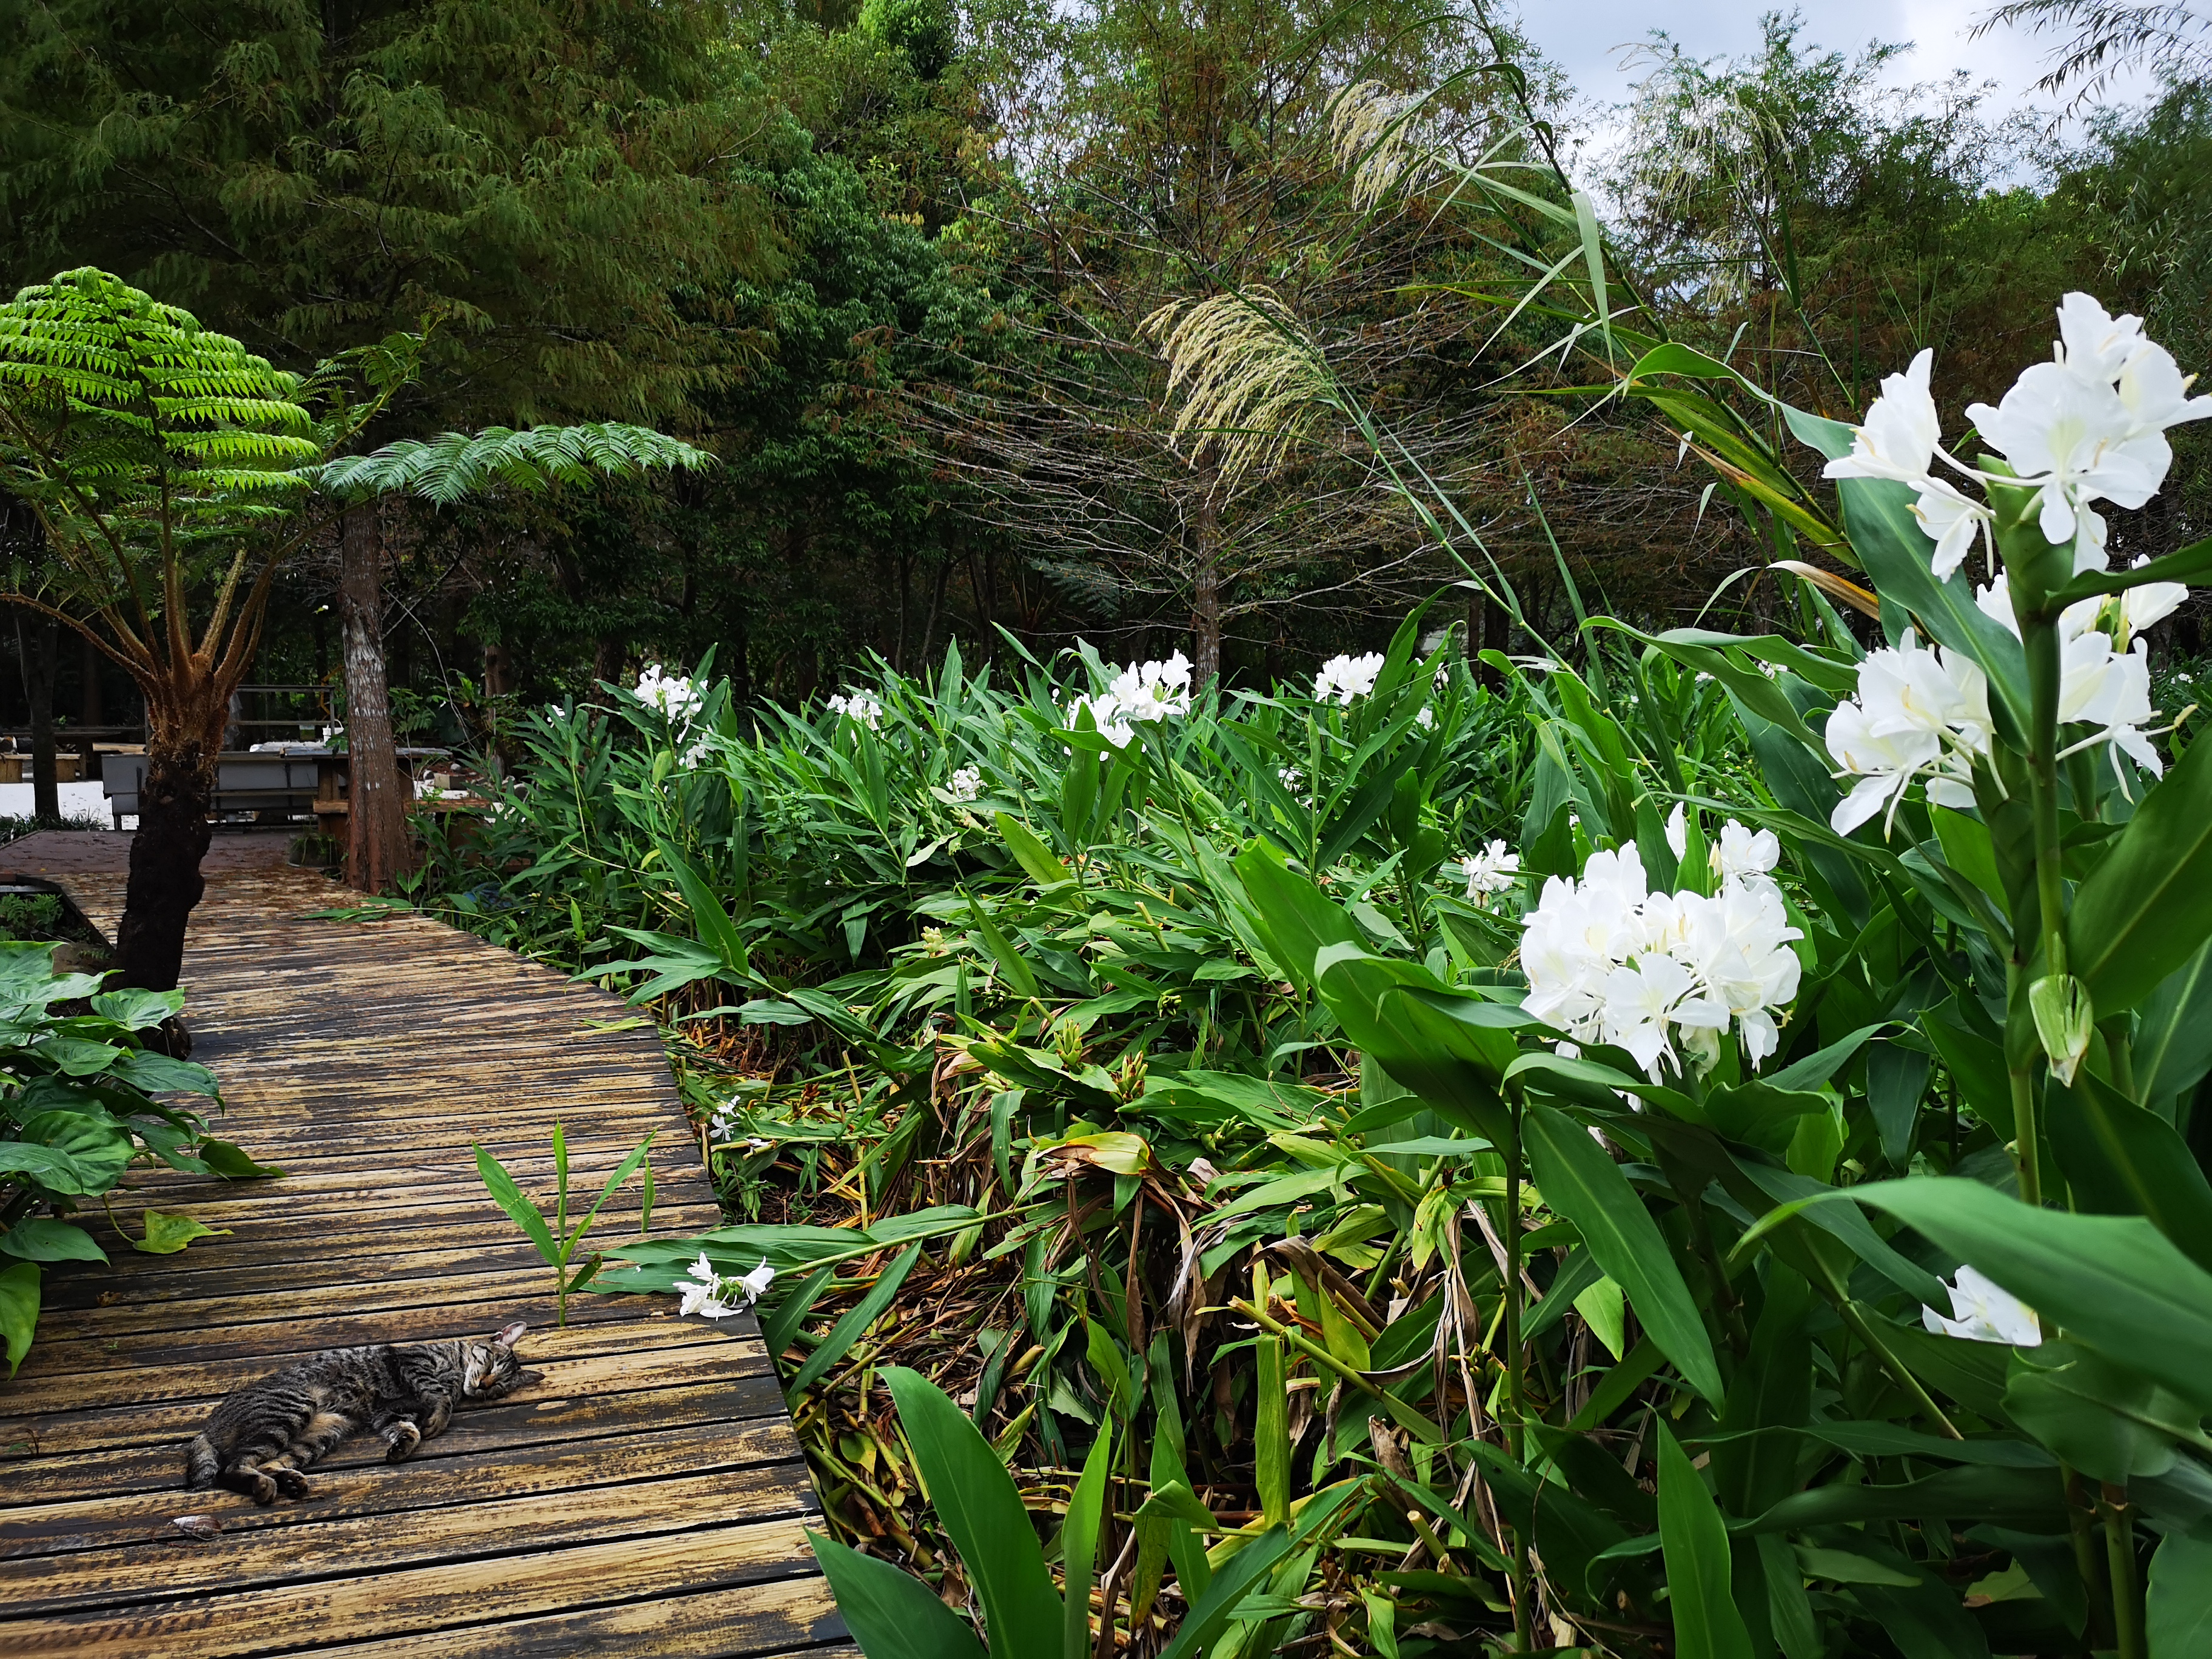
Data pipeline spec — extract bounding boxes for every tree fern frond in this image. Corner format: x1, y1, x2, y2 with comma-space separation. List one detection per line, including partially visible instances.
318, 421, 714, 504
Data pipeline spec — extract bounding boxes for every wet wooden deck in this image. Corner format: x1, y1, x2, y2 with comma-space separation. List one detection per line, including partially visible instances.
0, 833, 846, 1659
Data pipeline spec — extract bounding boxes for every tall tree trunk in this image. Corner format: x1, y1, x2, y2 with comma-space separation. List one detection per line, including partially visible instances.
341, 504, 409, 893
593, 634, 627, 691
26, 617, 58, 821
1190, 483, 1222, 688
919, 556, 951, 670
81, 634, 102, 726
115, 737, 214, 997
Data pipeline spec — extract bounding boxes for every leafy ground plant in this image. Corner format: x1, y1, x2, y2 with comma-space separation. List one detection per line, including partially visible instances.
424, 287, 2212, 1655
472, 1126, 655, 1326
0, 942, 270, 1373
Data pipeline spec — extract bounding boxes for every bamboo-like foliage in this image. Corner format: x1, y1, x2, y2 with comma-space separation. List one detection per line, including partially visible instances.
1142, 292, 1334, 492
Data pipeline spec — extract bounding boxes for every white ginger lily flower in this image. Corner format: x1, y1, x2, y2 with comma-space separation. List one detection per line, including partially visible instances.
1968, 360, 2167, 552
1922, 1264, 2042, 1346
732, 1259, 777, 1305
1314, 651, 1386, 706
1976, 572, 2180, 788
1909, 477, 1992, 580
948, 766, 982, 802
1664, 802, 1688, 860
1713, 820, 1781, 889
827, 691, 884, 729
678, 1252, 776, 1319
679, 1252, 736, 1319
1065, 654, 1194, 748
1826, 635, 1984, 836
635, 664, 705, 726
1460, 839, 1520, 902
1520, 833, 1800, 1081
1968, 295, 2211, 560
2055, 291, 2149, 383
1824, 349, 1942, 486
1822, 349, 1994, 578
1108, 651, 1194, 721
2113, 555, 2190, 644
1833, 298, 2211, 582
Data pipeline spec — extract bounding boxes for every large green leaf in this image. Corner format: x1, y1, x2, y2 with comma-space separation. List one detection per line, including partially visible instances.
0, 1218, 106, 1263
1523, 1101, 1726, 1405
2133, 940, 2212, 1110
0, 1142, 93, 1195
1657, 1424, 1755, 1659
1232, 839, 1359, 990
1847, 1178, 2212, 1416
16, 1110, 135, 1193
2069, 725, 2212, 1014
1061, 1419, 1114, 1659
2002, 1340, 2193, 1484
661, 847, 751, 977
808, 1529, 987, 1659
1712, 1268, 1813, 1518
995, 811, 1074, 890
0, 1259, 38, 1376
964, 894, 1041, 1000
2147, 1529, 2212, 1657
2045, 1073, 2212, 1272
133, 1210, 231, 1255
472, 1142, 558, 1264
196, 1139, 283, 1179
1315, 945, 1516, 1139
789, 1243, 923, 1396
882, 1366, 1064, 1659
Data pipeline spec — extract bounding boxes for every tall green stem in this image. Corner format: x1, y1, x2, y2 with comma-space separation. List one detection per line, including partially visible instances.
2100, 1483, 2143, 1659
2013, 606, 2070, 1209
1502, 1095, 1532, 1652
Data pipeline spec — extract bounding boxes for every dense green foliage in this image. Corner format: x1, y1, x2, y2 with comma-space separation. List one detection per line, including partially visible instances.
15, 1, 2208, 712
0, 945, 262, 1375
12, 5, 2212, 1657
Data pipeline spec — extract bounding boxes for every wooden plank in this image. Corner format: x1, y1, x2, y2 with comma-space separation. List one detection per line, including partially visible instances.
304, 1578, 850, 1659
0, 1515, 824, 1657
2, 1423, 808, 1582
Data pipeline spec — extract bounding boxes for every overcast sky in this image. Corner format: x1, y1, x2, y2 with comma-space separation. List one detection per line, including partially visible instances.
1512, 0, 2160, 129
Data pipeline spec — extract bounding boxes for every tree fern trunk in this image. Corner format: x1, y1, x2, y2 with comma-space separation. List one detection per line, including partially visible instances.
115, 740, 212, 1021
341, 504, 409, 893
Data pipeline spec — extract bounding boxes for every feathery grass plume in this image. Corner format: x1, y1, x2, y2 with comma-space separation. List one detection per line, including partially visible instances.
1330, 79, 1422, 213
1142, 289, 1334, 491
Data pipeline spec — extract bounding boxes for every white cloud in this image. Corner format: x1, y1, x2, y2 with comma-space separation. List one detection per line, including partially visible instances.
1512, 0, 2159, 131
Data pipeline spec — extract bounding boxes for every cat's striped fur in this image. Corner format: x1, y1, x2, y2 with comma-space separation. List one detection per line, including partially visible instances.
184, 1321, 536, 1504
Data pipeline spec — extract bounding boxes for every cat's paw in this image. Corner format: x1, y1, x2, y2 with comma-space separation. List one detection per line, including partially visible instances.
384, 1423, 422, 1463
273, 1469, 310, 1500
246, 1472, 278, 1506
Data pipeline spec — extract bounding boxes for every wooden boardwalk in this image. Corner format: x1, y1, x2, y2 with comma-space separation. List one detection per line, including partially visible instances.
0, 833, 847, 1659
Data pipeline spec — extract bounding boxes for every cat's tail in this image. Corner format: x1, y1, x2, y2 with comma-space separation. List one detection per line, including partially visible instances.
184, 1433, 218, 1490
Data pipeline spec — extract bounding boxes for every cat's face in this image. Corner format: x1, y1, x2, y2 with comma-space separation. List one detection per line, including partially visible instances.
461, 1321, 538, 1399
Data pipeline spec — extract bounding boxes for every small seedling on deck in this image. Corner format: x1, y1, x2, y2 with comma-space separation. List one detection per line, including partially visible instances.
472, 1125, 655, 1326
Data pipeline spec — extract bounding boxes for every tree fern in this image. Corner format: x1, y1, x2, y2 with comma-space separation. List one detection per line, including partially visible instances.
317, 423, 714, 505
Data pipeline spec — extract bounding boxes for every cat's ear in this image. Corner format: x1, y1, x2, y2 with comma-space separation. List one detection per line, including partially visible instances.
495, 1321, 527, 1349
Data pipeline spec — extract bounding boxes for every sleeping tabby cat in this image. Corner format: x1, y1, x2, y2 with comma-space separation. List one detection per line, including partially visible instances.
185, 1321, 538, 1504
